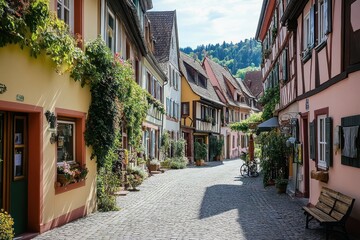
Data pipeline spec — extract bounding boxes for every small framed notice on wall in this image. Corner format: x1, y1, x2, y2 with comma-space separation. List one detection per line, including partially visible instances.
15, 133, 22, 144
14, 151, 23, 178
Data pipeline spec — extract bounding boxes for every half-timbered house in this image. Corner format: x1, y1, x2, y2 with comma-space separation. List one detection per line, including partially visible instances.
257, 0, 360, 235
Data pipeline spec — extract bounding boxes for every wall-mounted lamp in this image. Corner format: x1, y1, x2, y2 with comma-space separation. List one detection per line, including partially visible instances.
45, 110, 57, 144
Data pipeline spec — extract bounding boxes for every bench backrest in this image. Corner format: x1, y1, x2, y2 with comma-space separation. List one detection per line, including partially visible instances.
315, 187, 355, 222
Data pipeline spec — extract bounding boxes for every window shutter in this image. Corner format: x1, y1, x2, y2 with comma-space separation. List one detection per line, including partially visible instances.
151, 130, 155, 158
324, 0, 332, 34
310, 5, 315, 47
166, 98, 170, 115
325, 117, 333, 167
310, 121, 316, 159
283, 49, 288, 82
168, 65, 172, 86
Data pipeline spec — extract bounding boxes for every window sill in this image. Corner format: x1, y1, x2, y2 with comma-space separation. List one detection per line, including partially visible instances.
55, 180, 85, 195
301, 51, 312, 63
166, 116, 179, 122
315, 40, 327, 52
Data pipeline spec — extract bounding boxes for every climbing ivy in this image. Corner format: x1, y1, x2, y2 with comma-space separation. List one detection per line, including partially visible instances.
0, 1, 164, 169
230, 112, 263, 133
259, 85, 280, 121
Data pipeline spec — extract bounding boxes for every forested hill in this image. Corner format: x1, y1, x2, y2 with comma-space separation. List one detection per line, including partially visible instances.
180, 38, 261, 78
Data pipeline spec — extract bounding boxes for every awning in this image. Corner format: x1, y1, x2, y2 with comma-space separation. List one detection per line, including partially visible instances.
256, 117, 279, 133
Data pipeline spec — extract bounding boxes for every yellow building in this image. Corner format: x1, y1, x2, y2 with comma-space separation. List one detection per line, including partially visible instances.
0, 0, 101, 236
180, 52, 224, 162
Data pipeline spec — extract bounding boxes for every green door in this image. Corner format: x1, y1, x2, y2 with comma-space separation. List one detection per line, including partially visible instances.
10, 114, 28, 236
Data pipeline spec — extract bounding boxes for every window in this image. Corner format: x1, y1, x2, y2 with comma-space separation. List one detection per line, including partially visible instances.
317, 115, 327, 169
344, 0, 360, 69
166, 98, 170, 115
57, 0, 74, 31
181, 102, 190, 117
303, 5, 314, 54
57, 120, 75, 163
172, 69, 175, 87
198, 74, 207, 88
172, 102, 179, 119
106, 8, 116, 53
168, 65, 172, 86
311, 108, 332, 169
151, 77, 155, 96
318, 0, 332, 44
147, 72, 152, 94
282, 48, 288, 81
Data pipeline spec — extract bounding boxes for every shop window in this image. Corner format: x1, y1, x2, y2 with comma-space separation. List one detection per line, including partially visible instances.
57, 120, 75, 163
55, 109, 86, 193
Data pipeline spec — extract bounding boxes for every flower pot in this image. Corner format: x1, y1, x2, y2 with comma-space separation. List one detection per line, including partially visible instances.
148, 164, 159, 172
276, 184, 287, 194
57, 174, 72, 186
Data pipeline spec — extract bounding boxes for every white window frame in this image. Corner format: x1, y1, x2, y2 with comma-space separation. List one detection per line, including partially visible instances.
116, 18, 122, 53
56, 120, 76, 165
317, 114, 327, 169
57, 0, 74, 32
106, 8, 116, 53
303, 12, 311, 49
318, 0, 326, 43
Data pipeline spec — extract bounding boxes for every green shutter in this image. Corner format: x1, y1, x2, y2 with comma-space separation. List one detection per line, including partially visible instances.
310, 121, 315, 160
324, 0, 332, 34
325, 117, 333, 167
283, 49, 288, 82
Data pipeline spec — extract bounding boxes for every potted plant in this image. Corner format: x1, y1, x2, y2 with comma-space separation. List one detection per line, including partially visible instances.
275, 177, 288, 194
148, 158, 160, 172
0, 209, 14, 240
258, 130, 291, 187
57, 161, 76, 186
74, 166, 89, 182
215, 138, 224, 161
126, 166, 147, 191
194, 141, 207, 166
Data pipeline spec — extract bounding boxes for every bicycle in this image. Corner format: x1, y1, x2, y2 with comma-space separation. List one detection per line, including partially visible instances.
240, 152, 259, 177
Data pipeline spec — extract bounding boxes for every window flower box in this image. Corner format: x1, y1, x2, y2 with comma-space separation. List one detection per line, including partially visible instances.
57, 161, 88, 187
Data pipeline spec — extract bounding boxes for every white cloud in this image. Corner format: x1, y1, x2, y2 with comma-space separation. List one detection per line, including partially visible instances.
151, 0, 263, 48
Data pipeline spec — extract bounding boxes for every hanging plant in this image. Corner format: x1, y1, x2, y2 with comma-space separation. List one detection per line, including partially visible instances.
259, 85, 280, 121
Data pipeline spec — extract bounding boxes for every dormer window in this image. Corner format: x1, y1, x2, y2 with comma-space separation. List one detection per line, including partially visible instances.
198, 74, 207, 88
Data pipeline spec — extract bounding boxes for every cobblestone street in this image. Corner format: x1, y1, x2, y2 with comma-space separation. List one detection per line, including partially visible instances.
35, 159, 328, 240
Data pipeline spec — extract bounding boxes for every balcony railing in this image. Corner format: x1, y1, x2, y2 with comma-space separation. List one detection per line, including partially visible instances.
195, 119, 220, 133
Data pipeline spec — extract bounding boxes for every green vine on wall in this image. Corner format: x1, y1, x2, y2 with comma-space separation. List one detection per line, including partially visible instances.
0, 1, 164, 168
230, 112, 263, 133
259, 85, 280, 121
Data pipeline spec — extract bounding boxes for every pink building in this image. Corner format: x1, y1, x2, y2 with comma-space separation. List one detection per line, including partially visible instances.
256, 0, 360, 236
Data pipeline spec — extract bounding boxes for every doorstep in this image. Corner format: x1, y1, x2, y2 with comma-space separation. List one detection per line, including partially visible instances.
114, 190, 129, 196
14, 232, 39, 240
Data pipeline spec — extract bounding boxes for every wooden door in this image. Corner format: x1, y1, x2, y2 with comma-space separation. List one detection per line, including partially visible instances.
1, 113, 29, 235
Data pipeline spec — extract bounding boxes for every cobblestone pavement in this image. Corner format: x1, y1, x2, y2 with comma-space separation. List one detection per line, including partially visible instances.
35, 159, 334, 240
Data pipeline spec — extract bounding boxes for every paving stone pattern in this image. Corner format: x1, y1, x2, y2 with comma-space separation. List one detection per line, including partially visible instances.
35, 159, 334, 240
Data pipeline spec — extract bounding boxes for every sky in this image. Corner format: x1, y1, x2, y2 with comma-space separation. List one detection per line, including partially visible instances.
151, 0, 263, 49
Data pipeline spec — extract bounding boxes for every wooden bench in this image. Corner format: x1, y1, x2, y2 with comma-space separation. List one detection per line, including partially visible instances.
303, 187, 355, 240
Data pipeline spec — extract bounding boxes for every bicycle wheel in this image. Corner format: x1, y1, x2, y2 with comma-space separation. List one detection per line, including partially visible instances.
240, 164, 249, 176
